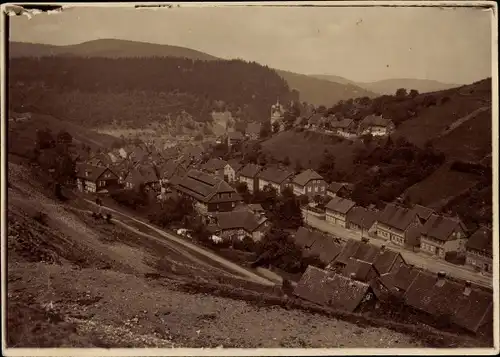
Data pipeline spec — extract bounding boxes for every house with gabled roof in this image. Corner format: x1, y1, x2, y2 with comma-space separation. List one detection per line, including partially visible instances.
359, 115, 395, 137
465, 226, 492, 274
238, 163, 262, 194
403, 271, 493, 334
123, 164, 159, 190
227, 131, 245, 147
157, 159, 187, 185
342, 257, 380, 283
87, 153, 112, 168
201, 158, 228, 179
419, 214, 468, 259
207, 210, 270, 242
76, 164, 119, 193
294, 266, 374, 312
257, 166, 294, 193
326, 181, 350, 198
292, 169, 326, 197
325, 196, 356, 228
224, 159, 243, 183
330, 119, 357, 138
346, 206, 377, 237
170, 169, 242, 214
293, 227, 342, 265
412, 204, 435, 223
375, 203, 423, 248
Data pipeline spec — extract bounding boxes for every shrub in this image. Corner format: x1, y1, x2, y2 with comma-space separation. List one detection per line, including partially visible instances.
33, 211, 48, 226
105, 213, 112, 224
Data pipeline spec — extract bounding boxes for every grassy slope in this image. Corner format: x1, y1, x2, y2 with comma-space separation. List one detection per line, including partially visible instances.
10, 39, 376, 108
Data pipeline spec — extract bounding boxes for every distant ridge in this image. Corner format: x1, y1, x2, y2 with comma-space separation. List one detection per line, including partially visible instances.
9, 39, 378, 106
310, 74, 463, 96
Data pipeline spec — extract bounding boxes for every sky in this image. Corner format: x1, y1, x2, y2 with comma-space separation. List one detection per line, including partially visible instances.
8, 4, 494, 84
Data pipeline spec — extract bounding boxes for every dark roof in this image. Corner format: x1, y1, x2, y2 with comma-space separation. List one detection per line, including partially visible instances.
292, 169, 324, 186
202, 158, 228, 172
404, 271, 493, 333
346, 207, 377, 230
331, 119, 355, 129
124, 165, 158, 185
412, 204, 435, 220
226, 159, 244, 172
171, 169, 241, 204
325, 196, 356, 215
247, 203, 264, 213
158, 160, 187, 180
239, 163, 262, 179
342, 258, 378, 282
466, 226, 492, 255
246, 122, 261, 135
258, 166, 294, 185
360, 115, 394, 129
327, 182, 347, 194
294, 227, 342, 264
76, 164, 118, 182
212, 211, 267, 233
377, 203, 418, 232
380, 265, 420, 292
421, 214, 466, 242
294, 266, 371, 312
334, 240, 402, 275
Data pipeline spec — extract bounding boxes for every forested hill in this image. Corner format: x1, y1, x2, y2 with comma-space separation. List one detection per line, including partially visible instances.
9, 56, 297, 128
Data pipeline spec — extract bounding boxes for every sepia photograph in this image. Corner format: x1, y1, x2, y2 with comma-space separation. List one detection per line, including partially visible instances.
2, 1, 498, 354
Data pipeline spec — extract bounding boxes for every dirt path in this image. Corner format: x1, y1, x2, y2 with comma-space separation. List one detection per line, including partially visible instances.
438, 106, 490, 138
83, 199, 275, 286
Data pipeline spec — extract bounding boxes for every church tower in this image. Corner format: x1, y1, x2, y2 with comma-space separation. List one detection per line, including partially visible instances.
270, 98, 285, 126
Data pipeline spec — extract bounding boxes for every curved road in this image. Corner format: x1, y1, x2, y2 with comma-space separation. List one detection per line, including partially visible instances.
84, 198, 275, 286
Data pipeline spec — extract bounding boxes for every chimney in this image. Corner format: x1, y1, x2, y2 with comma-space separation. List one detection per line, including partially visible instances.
464, 281, 472, 296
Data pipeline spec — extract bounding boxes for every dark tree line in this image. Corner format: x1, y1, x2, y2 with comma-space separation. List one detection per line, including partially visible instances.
9, 56, 298, 128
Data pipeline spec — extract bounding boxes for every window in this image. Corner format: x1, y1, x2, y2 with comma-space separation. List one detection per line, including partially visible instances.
307, 187, 312, 192
321, 186, 325, 191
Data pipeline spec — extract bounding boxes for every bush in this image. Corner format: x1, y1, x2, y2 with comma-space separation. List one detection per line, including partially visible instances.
105, 213, 112, 224
33, 211, 48, 226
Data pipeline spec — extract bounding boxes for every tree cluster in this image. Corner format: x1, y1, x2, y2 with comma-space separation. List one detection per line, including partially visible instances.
9, 56, 298, 128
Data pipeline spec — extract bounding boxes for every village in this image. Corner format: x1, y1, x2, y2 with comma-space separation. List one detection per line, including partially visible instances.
58, 98, 494, 339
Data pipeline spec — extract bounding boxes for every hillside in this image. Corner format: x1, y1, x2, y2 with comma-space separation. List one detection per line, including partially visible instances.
9, 39, 218, 61
311, 74, 462, 95
8, 156, 479, 348
9, 56, 296, 128
276, 70, 377, 107
9, 39, 378, 109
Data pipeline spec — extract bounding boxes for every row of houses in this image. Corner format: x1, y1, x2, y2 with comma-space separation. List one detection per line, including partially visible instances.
290, 228, 492, 335
322, 196, 493, 274
305, 114, 395, 139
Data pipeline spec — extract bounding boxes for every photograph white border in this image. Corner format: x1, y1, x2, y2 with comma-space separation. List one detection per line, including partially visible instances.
1, 1, 498, 356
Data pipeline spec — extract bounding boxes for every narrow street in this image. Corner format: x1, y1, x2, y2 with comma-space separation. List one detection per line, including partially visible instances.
304, 213, 493, 288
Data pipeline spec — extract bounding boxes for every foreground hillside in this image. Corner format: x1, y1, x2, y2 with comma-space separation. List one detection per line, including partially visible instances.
9, 39, 377, 111
7, 157, 479, 348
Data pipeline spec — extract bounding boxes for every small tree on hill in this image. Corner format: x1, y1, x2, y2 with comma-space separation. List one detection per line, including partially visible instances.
409, 89, 419, 98
395, 88, 407, 98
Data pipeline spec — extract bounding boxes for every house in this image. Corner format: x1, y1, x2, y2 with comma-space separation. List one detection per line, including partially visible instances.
325, 196, 356, 227
227, 131, 245, 147
247, 203, 264, 214
294, 266, 374, 312
293, 227, 342, 265
331, 119, 357, 138
87, 153, 112, 168
75, 164, 119, 193
412, 204, 435, 223
292, 169, 327, 197
465, 226, 492, 274
208, 210, 270, 242
123, 165, 159, 191
342, 257, 379, 283
245, 122, 262, 140
201, 158, 228, 179
419, 214, 468, 259
332, 240, 405, 276
157, 160, 187, 185
257, 166, 294, 193
224, 159, 243, 183
375, 203, 423, 248
307, 113, 322, 130
359, 115, 395, 137
346, 207, 377, 237
377, 264, 420, 295
238, 163, 262, 193
326, 182, 349, 198
170, 169, 242, 214
403, 271, 493, 334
